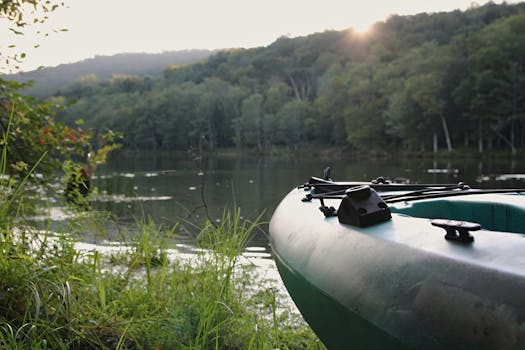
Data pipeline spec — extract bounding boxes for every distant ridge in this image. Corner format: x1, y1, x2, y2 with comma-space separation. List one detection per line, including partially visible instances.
6, 49, 216, 97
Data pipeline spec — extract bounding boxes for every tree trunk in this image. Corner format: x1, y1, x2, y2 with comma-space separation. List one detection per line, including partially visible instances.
433, 132, 438, 153
492, 126, 516, 155
256, 105, 263, 153
233, 117, 242, 149
207, 118, 215, 151
288, 74, 301, 101
232, 101, 242, 149
440, 115, 453, 152
478, 121, 483, 154
518, 123, 525, 148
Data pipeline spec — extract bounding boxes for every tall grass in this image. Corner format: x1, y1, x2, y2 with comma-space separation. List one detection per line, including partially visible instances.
0, 206, 324, 349
0, 107, 324, 349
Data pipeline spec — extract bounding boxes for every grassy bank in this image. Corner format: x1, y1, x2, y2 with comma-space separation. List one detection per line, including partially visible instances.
0, 208, 324, 349
0, 107, 324, 349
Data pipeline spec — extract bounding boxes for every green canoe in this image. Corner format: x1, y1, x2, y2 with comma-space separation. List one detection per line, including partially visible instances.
269, 177, 525, 349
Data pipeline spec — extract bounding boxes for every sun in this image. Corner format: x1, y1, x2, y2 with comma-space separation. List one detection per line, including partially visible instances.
352, 19, 374, 35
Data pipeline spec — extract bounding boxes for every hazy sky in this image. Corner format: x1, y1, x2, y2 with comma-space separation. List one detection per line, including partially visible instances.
3, 0, 519, 72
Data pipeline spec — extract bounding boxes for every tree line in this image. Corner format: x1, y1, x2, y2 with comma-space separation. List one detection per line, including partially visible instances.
8, 50, 214, 98
49, 2, 525, 155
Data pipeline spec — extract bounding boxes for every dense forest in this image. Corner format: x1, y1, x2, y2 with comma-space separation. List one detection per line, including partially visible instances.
25, 2, 525, 155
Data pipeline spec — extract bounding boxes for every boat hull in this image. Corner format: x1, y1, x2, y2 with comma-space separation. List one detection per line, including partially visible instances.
273, 253, 405, 349
270, 188, 525, 349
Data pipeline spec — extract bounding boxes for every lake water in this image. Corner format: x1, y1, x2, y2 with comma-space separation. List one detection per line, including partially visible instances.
49, 152, 524, 316
89, 152, 525, 247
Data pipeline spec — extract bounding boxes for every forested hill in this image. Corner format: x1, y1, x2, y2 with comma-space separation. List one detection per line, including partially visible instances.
7, 50, 214, 97
47, 2, 525, 155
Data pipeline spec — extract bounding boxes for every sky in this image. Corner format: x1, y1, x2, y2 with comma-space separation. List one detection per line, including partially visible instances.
2, 0, 520, 72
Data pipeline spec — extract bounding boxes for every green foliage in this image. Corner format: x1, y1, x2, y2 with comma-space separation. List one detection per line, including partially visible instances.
10, 2, 525, 155
0, 0, 65, 71
0, 0, 121, 215
0, 1, 324, 348
0, 78, 121, 214
0, 125, 320, 348
0, 207, 324, 349
0, 1, 63, 27
0, 80, 84, 183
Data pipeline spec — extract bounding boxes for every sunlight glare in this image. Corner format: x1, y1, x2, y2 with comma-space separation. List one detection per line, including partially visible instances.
352, 19, 375, 35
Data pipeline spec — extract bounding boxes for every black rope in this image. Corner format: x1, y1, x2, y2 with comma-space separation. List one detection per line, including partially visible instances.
384, 188, 525, 203
381, 182, 470, 201
303, 182, 468, 200
302, 177, 464, 194
302, 184, 525, 206
301, 176, 525, 218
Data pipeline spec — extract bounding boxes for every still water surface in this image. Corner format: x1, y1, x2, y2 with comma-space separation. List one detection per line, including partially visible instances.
51, 152, 523, 312
39, 152, 519, 321
90, 152, 525, 246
